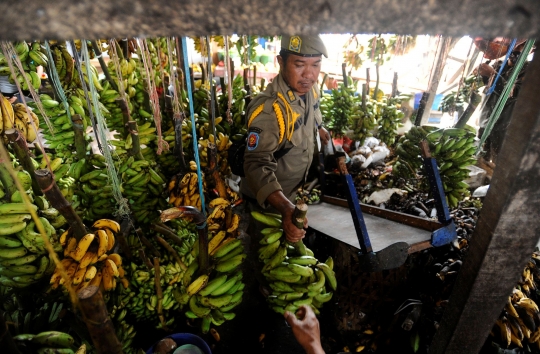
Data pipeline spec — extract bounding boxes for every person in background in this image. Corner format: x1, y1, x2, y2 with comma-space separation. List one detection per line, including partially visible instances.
474, 38, 532, 166
241, 34, 330, 243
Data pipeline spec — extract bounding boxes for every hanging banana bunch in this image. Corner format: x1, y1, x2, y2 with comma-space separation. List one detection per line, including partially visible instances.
325, 83, 357, 137
251, 211, 336, 316
50, 219, 128, 293
374, 96, 407, 147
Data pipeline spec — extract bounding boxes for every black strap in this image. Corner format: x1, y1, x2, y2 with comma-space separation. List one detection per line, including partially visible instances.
273, 147, 291, 160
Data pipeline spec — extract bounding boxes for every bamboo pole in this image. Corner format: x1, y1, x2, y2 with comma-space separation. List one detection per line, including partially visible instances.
78, 286, 123, 354
34, 169, 87, 240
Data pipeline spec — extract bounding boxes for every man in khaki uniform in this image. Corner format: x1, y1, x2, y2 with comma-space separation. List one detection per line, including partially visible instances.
241, 35, 330, 243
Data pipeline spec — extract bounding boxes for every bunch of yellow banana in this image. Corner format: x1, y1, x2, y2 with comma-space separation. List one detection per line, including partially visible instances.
0, 100, 38, 143
491, 252, 540, 350
50, 219, 128, 293
13, 330, 86, 354
251, 211, 337, 316
168, 170, 205, 210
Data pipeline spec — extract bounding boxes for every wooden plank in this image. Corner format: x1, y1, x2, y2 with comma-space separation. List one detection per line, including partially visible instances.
322, 195, 442, 231
308, 202, 433, 253
0, 0, 539, 41
429, 49, 540, 354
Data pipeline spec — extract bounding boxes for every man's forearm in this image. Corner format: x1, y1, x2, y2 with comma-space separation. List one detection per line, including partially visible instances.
266, 190, 294, 215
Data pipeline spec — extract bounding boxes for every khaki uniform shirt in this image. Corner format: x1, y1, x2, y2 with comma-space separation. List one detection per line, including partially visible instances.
240, 73, 323, 208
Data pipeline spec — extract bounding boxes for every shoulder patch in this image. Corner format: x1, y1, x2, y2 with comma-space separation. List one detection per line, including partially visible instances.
247, 132, 260, 151
287, 90, 296, 102
248, 127, 262, 134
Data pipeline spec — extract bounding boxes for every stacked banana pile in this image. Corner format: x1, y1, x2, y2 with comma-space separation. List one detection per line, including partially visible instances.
375, 96, 407, 146
50, 219, 128, 292
251, 211, 336, 315
121, 219, 198, 327
393, 126, 477, 208
36, 95, 80, 156
350, 97, 377, 146
168, 169, 205, 210
74, 164, 116, 221
197, 132, 232, 173
0, 41, 44, 91
492, 252, 540, 350
13, 330, 85, 354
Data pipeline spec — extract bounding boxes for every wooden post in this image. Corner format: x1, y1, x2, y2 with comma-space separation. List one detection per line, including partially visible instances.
5, 128, 42, 196
71, 114, 87, 160
34, 169, 87, 240
429, 48, 540, 354
391, 72, 398, 97
78, 286, 123, 354
419, 36, 459, 125
90, 40, 118, 92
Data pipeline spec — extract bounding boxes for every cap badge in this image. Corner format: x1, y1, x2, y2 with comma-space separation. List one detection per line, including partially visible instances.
289, 36, 302, 53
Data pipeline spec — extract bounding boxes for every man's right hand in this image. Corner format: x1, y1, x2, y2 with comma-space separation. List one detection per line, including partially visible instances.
266, 190, 306, 242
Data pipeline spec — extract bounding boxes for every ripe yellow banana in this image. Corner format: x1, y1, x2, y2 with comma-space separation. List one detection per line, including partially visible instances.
227, 214, 240, 233
79, 251, 97, 268
187, 274, 209, 296
96, 230, 108, 257
64, 237, 77, 257
105, 259, 119, 277
84, 266, 97, 282
92, 219, 120, 233
104, 228, 115, 251
107, 253, 122, 266
70, 233, 95, 262
88, 270, 103, 288
72, 266, 87, 285
208, 231, 227, 255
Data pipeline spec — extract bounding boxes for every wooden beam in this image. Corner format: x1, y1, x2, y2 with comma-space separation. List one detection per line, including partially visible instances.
0, 0, 539, 41
429, 49, 540, 354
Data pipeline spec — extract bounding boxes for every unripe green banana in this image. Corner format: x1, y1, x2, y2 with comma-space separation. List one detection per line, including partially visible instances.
261, 245, 287, 272
288, 264, 314, 277
199, 274, 228, 296
316, 263, 337, 291
211, 274, 241, 296
215, 254, 247, 273
199, 293, 233, 309
258, 240, 281, 261
259, 230, 283, 245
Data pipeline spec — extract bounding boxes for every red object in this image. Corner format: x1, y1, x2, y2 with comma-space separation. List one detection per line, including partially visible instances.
474, 37, 527, 60
342, 136, 353, 153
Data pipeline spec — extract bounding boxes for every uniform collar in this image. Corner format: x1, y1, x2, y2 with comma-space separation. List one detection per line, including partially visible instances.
274, 73, 307, 107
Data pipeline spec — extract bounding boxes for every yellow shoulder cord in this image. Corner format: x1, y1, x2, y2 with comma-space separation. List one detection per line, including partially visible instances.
272, 102, 286, 144
277, 92, 296, 140
247, 103, 265, 127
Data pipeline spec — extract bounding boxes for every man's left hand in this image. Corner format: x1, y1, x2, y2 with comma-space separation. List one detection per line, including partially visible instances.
319, 126, 330, 146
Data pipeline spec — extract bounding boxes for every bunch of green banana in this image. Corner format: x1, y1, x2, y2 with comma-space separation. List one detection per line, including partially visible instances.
350, 97, 377, 146
0, 299, 65, 339
108, 121, 158, 156
74, 164, 116, 221
108, 304, 139, 354
375, 96, 408, 147
179, 230, 247, 334
217, 74, 249, 140
0, 195, 60, 288
252, 211, 337, 316
394, 125, 477, 208
295, 188, 321, 205
121, 220, 198, 327
117, 157, 168, 223
491, 253, 540, 350
13, 330, 84, 354
0, 41, 44, 91
323, 83, 357, 137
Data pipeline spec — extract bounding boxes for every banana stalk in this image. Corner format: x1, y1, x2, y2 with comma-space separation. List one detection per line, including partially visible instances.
90, 40, 118, 92
126, 120, 145, 161
71, 114, 87, 160
5, 128, 42, 196
34, 169, 87, 240
78, 285, 123, 353
153, 257, 167, 330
